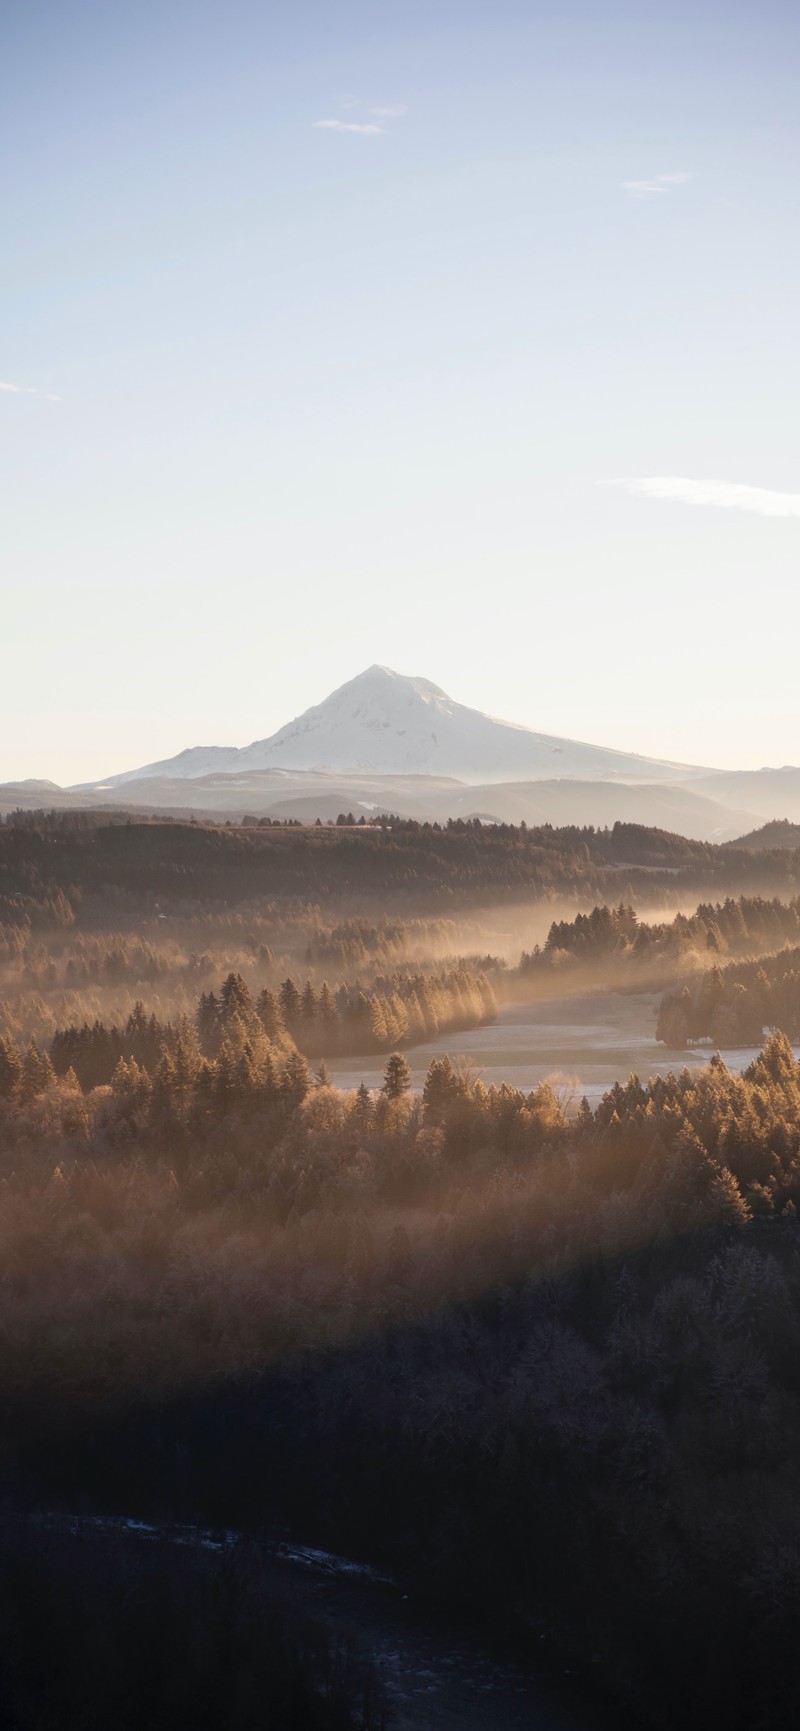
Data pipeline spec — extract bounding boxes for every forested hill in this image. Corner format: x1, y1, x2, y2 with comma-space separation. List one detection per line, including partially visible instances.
2, 812, 800, 923
727, 819, 800, 851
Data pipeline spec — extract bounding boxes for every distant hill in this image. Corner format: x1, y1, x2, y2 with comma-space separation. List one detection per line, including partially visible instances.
3, 779, 61, 792
727, 820, 800, 851
0, 765, 756, 841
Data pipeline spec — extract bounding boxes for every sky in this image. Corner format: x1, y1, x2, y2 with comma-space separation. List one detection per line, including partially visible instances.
2, 0, 799, 784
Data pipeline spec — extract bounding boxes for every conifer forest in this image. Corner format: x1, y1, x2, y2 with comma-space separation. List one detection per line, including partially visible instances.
2, 812, 800, 1726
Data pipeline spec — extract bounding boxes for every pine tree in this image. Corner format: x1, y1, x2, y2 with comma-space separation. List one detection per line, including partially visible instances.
235, 1043, 261, 1108
353, 1080, 374, 1134
369, 998, 389, 1047
0, 1037, 21, 1100
256, 988, 284, 1042
196, 991, 219, 1046
422, 1055, 458, 1122
214, 1041, 238, 1111
220, 972, 254, 1023
153, 1049, 179, 1118
20, 1044, 55, 1105
279, 978, 302, 1025
173, 1034, 199, 1111
656, 991, 691, 1048
282, 1049, 311, 1104
383, 1052, 412, 1100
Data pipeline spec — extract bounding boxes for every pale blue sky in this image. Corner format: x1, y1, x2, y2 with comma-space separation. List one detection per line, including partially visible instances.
2, 0, 799, 783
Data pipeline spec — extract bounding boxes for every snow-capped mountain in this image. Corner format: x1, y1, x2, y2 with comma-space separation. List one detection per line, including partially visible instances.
98, 746, 240, 789
83, 665, 702, 789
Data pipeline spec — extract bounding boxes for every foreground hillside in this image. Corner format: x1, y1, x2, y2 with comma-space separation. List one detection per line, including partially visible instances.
3, 1008, 800, 1728
4, 811, 800, 1729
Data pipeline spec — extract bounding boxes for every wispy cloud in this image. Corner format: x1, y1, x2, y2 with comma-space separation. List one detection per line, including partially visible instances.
603, 476, 800, 519
314, 119, 383, 135
0, 379, 61, 402
622, 171, 693, 199
314, 98, 407, 136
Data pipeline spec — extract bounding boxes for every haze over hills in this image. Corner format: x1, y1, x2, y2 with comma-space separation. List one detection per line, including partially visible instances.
86, 665, 703, 788
2, 665, 799, 843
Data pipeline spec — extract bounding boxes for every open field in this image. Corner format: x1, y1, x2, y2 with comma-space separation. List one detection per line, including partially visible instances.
326, 987, 793, 1102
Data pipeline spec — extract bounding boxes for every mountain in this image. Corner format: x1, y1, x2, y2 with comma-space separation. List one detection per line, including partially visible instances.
83, 665, 704, 789
8, 664, 793, 842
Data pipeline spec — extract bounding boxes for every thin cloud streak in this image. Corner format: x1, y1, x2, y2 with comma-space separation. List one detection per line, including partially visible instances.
315, 99, 407, 135
0, 379, 61, 402
604, 476, 800, 519
623, 171, 693, 198
314, 119, 383, 135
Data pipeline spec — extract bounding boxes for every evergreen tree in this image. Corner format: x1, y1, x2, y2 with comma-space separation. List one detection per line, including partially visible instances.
20, 1044, 55, 1104
279, 978, 302, 1025
353, 1080, 374, 1134
422, 1055, 458, 1122
282, 1049, 311, 1104
0, 1037, 21, 1100
369, 998, 389, 1047
173, 1034, 199, 1112
196, 991, 219, 1046
214, 1041, 238, 1111
383, 1052, 412, 1100
256, 988, 284, 1042
152, 1049, 179, 1119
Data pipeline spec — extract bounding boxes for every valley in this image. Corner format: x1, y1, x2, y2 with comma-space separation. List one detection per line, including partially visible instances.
325, 985, 788, 1101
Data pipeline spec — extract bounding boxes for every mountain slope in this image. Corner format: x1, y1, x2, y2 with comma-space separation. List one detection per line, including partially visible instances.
95, 746, 241, 788
693, 767, 800, 823
85, 665, 705, 789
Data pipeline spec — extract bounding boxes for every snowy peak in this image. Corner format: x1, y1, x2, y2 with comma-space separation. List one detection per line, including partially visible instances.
354, 664, 445, 696
234, 665, 699, 782
83, 665, 703, 789
236, 665, 462, 776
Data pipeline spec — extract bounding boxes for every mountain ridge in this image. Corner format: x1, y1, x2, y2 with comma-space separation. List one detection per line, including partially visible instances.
77, 664, 710, 790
